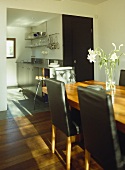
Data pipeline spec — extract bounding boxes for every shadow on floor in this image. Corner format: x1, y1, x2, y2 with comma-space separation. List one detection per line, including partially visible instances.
0, 87, 50, 120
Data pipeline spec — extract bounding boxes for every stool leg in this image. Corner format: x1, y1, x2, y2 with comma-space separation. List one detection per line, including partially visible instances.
34, 80, 41, 110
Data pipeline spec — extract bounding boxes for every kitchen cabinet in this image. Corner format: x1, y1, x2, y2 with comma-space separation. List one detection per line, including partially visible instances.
17, 63, 39, 93
27, 65, 38, 93
17, 62, 53, 98
62, 14, 94, 82
17, 63, 26, 86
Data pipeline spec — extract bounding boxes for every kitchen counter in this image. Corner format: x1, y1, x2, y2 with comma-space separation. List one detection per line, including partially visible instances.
16, 61, 58, 96
16, 62, 49, 69
16, 61, 62, 69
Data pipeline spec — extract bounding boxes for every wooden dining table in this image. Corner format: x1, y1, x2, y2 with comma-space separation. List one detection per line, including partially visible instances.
42, 80, 125, 134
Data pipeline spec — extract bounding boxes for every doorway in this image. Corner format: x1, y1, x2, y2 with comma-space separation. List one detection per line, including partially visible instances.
62, 14, 94, 82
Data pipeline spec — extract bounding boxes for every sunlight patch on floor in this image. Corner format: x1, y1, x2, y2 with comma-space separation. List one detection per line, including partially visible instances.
8, 100, 32, 117
14, 115, 54, 169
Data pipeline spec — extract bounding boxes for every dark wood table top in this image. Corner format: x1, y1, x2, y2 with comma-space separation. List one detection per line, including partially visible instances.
65, 80, 125, 133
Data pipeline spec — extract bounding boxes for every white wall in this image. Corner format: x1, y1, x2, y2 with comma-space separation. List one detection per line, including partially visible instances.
32, 15, 63, 60
0, 4, 7, 111
46, 15, 63, 60
96, 0, 125, 84
7, 27, 32, 86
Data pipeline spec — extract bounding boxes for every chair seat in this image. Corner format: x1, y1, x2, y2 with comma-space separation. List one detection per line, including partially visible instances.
70, 121, 81, 135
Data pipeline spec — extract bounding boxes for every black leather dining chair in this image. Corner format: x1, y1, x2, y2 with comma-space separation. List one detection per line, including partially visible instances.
119, 69, 125, 86
45, 78, 81, 170
77, 86, 125, 170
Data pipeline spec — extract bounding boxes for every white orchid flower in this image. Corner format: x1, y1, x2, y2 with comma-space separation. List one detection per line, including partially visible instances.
112, 43, 123, 51
119, 44, 123, 50
87, 49, 97, 63
110, 53, 118, 61
88, 49, 95, 54
87, 54, 96, 63
87, 43, 124, 67
112, 43, 116, 50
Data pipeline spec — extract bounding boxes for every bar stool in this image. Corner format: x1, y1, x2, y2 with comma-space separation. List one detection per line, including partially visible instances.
34, 67, 76, 110
34, 75, 46, 110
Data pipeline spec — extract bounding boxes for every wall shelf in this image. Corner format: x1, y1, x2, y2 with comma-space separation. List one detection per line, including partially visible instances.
49, 33, 59, 36
25, 32, 59, 49
25, 35, 48, 40
25, 44, 48, 48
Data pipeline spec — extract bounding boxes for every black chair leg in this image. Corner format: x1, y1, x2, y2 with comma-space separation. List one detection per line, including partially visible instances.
34, 80, 41, 110
43, 93, 48, 103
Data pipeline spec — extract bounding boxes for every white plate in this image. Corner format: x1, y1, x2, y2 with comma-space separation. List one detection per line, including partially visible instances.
48, 64, 60, 68
49, 63, 58, 65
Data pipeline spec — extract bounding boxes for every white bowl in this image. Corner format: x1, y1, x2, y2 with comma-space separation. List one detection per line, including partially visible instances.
50, 63, 58, 65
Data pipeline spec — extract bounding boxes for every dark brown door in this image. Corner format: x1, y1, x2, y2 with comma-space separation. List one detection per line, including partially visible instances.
63, 15, 94, 82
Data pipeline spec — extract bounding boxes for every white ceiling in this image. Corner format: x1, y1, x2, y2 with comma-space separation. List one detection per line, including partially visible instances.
55, 0, 108, 5
7, 9, 60, 27
7, 0, 108, 27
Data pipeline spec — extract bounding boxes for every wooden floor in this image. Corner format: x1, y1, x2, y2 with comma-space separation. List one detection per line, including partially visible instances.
0, 110, 103, 170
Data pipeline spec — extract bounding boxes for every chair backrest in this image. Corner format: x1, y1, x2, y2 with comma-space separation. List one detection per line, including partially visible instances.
45, 78, 74, 136
77, 86, 124, 170
119, 70, 125, 86
54, 67, 76, 84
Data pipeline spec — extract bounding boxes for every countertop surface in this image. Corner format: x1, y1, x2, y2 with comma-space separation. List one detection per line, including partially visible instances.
16, 61, 60, 69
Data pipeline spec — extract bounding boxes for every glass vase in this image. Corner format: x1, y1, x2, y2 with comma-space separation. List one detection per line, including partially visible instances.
105, 67, 116, 91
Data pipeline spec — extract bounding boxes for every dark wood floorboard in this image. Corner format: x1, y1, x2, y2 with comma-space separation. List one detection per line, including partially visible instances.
0, 111, 103, 170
